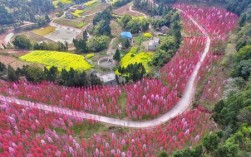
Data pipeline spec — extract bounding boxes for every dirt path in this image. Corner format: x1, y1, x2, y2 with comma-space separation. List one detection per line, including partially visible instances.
0, 8, 211, 128
107, 38, 116, 55
129, 4, 147, 18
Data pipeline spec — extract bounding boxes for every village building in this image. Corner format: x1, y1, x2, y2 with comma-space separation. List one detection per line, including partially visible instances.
65, 12, 74, 19
160, 25, 169, 34
120, 32, 132, 39
98, 72, 117, 85
120, 31, 133, 46
148, 37, 160, 51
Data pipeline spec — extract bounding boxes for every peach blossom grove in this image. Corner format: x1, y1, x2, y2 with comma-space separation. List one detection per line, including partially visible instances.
0, 4, 238, 156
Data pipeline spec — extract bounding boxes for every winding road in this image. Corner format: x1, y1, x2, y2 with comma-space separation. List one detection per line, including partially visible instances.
0, 21, 35, 49
0, 9, 211, 128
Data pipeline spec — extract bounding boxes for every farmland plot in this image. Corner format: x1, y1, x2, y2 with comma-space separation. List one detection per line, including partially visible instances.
20, 50, 92, 71
44, 26, 80, 44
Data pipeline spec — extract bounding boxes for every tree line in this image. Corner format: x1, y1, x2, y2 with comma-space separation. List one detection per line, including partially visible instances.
0, 63, 101, 88
133, 0, 175, 16
112, 0, 132, 8
117, 63, 146, 83
0, 0, 53, 25
11, 35, 68, 51
118, 15, 149, 33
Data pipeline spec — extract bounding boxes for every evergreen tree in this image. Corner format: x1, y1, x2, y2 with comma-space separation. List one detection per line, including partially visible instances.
83, 30, 88, 41
124, 39, 130, 49
73, 38, 88, 53
7, 65, 19, 82
45, 14, 50, 23
0, 62, 6, 72
113, 49, 121, 61
44, 66, 58, 82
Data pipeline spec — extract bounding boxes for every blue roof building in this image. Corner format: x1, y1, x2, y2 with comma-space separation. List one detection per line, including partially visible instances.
120, 32, 132, 39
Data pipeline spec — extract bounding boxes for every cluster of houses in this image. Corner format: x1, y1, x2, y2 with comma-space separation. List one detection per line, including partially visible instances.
93, 27, 169, 85
120, 31, 161, 51
148, 37, 160, 51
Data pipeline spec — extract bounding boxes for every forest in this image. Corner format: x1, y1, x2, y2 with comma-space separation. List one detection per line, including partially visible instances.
0, 0, 53, 25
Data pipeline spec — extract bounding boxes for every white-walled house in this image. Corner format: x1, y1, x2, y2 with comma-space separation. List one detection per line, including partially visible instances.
148, 37, 160, 51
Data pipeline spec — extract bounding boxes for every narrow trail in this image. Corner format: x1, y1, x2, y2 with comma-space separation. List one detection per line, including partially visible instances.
107, 38, 116, 55
0, 9, 211, 128
129, 4, 147, 18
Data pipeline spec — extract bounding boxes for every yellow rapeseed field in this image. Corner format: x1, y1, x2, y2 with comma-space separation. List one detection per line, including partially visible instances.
143, 32, 152, 38
85, 53, 95, 59
72, 10, 85, 17
53, 0, 73, 7
120, 48, 154, 73
20, 51, 92, 71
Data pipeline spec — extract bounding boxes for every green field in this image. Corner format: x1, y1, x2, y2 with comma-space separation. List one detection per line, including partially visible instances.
20, 51, 92, 71
120, 47, 154, 73
54, 18, 86, 28
32, 26, 56, 36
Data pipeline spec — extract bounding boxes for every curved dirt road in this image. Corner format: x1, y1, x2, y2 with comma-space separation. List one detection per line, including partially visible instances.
0, 9, 211, 128
129, 4, 147, 18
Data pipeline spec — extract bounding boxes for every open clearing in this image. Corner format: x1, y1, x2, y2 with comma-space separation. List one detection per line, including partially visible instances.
32, 26, 56, 36
20, 50, 92, 71
113, 4, 144, 17
82, 1, 109, 15
20, 32, 54, 43
0, 55, 31, 70
110, 20, 123, 36
44, 26, 80, 44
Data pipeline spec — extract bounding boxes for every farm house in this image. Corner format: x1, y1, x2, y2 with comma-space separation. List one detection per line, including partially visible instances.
98, 72, 117, 85
148, 37, 160, 51
120, 32, 132, 40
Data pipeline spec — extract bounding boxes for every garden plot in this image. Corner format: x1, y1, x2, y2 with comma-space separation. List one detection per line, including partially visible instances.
44, 26, 81, 44
32, 26, 56, 36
